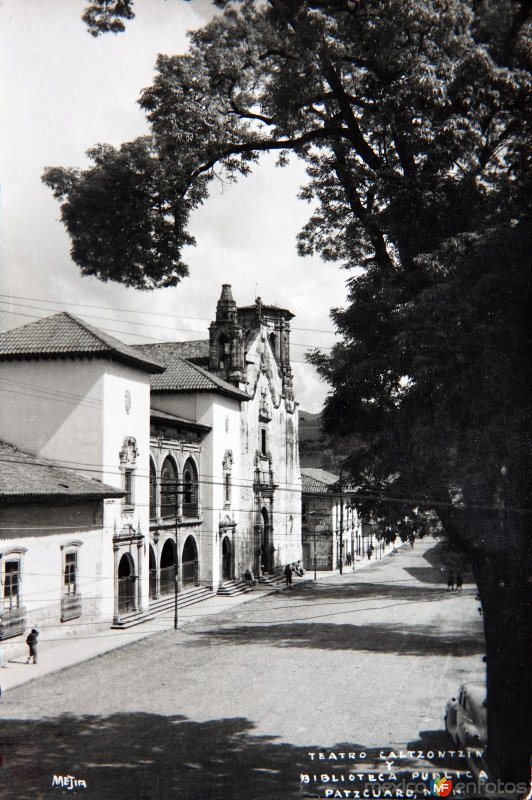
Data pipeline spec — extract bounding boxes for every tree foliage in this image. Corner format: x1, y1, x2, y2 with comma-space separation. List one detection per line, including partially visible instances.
82, 0, 136, 36
45, 0, 531, 778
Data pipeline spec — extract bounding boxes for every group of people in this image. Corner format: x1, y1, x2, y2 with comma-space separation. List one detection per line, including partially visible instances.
284, 561, 304, 586
447, 572, 464, 591
243, 560, 305, 588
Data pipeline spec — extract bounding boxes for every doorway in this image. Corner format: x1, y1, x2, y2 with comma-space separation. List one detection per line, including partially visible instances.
222, 536, 232, 581
117, 553, 136, 614
260, 507, 273, 573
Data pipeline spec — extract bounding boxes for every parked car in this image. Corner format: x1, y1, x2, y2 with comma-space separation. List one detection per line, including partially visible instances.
445, 682, 487, 749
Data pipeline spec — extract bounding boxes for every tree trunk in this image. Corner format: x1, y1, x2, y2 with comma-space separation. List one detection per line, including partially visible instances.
459, 510, 532, 785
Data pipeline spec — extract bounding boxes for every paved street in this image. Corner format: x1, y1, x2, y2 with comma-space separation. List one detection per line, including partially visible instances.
0, 540, 485, 800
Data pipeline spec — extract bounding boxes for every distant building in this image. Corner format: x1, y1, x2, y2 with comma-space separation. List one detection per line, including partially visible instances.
301, 468, 399, 571
301, 468, 362, 571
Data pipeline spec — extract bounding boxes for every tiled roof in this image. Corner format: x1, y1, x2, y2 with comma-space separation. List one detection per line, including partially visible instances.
0, 312, 165, 374
133, 342, 248, 400
0, 442, 124, 501
301, 468, 339, 494
135, 340, 209, 365
147, 355, 249, 400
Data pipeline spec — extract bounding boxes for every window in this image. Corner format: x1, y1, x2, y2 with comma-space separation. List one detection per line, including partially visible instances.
225, 473, 231, 504
4, 560, 20, 609
261, 427, 268, 456
124, 469, 134, 506
64, 552, 77, 596
149, 459, 157, 520
161, 457, 178, 518
182, 458, 198, 516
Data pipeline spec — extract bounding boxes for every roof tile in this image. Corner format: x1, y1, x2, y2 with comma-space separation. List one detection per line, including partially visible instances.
0, 312, 165, 373
0, 442, 124, 500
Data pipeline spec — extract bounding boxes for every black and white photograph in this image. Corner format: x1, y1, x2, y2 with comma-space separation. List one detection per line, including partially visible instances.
0, 1, 530, 798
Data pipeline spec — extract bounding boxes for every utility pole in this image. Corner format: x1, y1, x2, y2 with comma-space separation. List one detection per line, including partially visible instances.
339, 472, 344, 575
313, 516, 317, 581
174, 521, 179, 630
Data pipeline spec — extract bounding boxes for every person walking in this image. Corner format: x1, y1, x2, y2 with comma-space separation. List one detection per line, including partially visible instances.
456, 572, 463, 591
26, 628, 39, 664
284, 563, 293, 587
447, 572, 455, 591
244, 569, 253, 588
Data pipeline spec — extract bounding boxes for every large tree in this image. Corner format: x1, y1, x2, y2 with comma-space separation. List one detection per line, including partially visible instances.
44, 0, 531, 782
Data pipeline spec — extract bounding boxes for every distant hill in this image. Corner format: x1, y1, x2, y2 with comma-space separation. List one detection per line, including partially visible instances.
299, 409, 346, 471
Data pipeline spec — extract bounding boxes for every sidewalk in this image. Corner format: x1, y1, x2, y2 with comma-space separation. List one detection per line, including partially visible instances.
0, 577, 310, 694
0, 547, 400, 695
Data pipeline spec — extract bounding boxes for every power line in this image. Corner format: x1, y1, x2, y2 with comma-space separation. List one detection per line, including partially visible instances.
0, 293, 339, 336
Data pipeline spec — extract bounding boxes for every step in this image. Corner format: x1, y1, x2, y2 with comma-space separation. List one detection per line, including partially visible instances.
217, 580, 253, 597
111, 585, 214, 629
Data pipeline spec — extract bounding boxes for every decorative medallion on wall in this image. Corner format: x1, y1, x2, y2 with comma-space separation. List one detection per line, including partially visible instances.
124, 389, 132, 414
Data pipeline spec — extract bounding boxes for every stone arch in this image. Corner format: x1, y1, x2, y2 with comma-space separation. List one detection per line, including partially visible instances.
160, 454, 178, 519
160, 538, 177, 596
181, 535, 199, 586
182, 457, 198, 516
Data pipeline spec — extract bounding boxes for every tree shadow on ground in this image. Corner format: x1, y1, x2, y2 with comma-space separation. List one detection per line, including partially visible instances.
0, 713, 477, 800
291, 579, 446, 603
198, 620, 485, 657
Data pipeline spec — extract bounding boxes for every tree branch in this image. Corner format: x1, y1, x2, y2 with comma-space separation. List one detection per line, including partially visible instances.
322, 58, 382, 171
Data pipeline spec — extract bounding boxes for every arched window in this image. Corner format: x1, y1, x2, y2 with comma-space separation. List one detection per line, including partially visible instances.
160, 456, 178, 519
218, 334, 230, 369
182, 458, 198, 517
149, 458, 157, 520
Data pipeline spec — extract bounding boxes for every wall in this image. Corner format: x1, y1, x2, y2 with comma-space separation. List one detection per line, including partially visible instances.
240, 329, 302, 574
0, 500, 108, 660
149, 391, 242, 590
0, 358, 104, 471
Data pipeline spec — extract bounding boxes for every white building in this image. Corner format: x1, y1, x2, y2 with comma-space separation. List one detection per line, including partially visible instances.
135, 285, 302, 585
0, 441, 123, 658
0, 285, 302, 642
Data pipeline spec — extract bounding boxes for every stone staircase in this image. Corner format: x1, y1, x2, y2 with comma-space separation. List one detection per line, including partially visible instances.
216, 579, 253, 597
258, 571, 286, 587
111, 584, 214, 629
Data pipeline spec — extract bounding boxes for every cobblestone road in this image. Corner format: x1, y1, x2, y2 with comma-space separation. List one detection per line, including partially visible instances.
0, 540, 485, 800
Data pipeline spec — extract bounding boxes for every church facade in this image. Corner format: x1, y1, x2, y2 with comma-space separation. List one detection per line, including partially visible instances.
136, 285, 302, 588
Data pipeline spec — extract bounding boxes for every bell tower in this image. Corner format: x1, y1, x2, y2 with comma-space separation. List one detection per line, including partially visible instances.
209, 285, 245, 385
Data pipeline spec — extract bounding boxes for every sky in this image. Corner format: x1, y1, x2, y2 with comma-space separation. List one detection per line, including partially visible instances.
0, 0, 352, 413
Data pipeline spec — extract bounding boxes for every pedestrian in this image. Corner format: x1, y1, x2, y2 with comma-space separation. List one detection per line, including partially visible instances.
244, 569, 253, 587
367, 546, 372, 560
456, 572, 463, 591
447, 572, 455, 591
26, 628, 39, 664
284, 563, 293, 586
